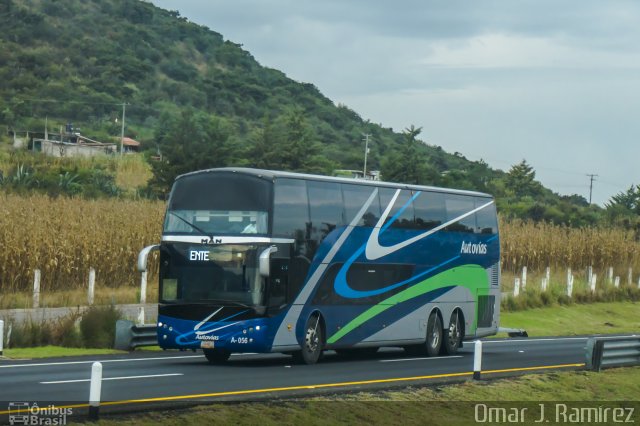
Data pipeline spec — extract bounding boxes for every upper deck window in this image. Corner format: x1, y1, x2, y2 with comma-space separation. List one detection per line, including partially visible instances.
164, 172, 272, 235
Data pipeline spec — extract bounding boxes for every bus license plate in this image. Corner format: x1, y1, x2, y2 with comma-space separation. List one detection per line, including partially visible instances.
200, 341, 215, 349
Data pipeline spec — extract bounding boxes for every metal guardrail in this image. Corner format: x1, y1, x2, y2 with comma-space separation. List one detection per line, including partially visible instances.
114, 319, 157, 351
586, 336, 640, 371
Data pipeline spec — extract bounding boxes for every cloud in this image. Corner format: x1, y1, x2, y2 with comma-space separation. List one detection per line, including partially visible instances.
151, 0, 640, 204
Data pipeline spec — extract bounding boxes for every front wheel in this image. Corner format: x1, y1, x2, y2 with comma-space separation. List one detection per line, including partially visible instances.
293, 314, 324, 365
204, 348, 230, 364
426, 311, 443, 357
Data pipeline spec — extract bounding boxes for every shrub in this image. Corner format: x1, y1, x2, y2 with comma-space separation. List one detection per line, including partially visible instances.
79, 305, 123, 348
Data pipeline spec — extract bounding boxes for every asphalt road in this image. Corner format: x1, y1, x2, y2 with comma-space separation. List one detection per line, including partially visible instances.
0, 334, 613, 421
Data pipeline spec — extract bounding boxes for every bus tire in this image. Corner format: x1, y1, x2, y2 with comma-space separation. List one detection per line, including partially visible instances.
294, 314, 324, 365
204, 348, 231, 364
441, 310, 462, 355
426, 311, 443, 357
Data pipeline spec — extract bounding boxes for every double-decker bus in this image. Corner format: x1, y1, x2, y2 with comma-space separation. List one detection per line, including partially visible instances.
147, 168, 500, 364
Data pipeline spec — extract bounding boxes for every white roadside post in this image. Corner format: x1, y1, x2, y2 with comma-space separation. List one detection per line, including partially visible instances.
473, 340, 482, 380
567, 275, 574, 298
591, 274, 597, 293
0, 319, 4, 356
88, 268, 96, 306
541, 277, 548, 292
566, 268, 572, 289
587, 266, 593, 287
614, 276, 620, 289
545, 266, 551, 283
89, 361, 102, 421
521, 267, 527, 291
33, 269, 41, 309
513, 278, 521, 297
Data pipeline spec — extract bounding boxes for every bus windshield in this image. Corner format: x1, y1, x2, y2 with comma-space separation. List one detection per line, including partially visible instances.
160, 244, 265, 306
164, 172, 272, 236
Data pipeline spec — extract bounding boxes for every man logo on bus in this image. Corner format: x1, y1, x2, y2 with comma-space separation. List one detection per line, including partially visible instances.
201, 238, 223, 245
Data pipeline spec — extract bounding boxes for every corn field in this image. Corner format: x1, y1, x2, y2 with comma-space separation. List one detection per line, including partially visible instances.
1, 194, 640, 298
0, 193, 164, 293
499, 218, 640, 275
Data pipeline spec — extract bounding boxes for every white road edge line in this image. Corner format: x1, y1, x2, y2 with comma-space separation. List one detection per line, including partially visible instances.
40, 373, 184, 384
482, 337, 589, 344
380, 355, 463, 363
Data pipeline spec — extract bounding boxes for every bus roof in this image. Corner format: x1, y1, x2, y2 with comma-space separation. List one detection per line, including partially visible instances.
175, 167, 494, 198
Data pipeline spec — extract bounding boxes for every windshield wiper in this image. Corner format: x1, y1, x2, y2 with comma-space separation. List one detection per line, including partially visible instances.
168, 211, 212, 237
205, 299, 253, 309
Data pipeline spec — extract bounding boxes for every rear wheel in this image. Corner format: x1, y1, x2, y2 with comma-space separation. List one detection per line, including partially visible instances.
204, 348, 230, 364
293, 314, 324, 365
441, 310, 462, 355
426, 311, 443, 357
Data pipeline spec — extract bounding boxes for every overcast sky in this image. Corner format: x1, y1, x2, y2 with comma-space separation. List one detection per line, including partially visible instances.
153, 0, 640, 205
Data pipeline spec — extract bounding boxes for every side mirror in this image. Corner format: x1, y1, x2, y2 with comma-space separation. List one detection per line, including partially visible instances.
259, 246, 278, 277
137, 244, 160, 272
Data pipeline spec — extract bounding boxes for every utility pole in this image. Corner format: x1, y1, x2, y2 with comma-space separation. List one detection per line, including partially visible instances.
586, 173, 598, 204
120, 102, 126, 157
362, 133, 372, 178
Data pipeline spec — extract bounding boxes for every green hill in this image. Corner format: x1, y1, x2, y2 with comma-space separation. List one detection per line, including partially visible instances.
0, 0, 608, 226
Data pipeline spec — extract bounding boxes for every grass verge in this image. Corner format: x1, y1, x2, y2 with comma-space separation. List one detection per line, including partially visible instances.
499, 301, 640, 336
2, 345, 126, 359
88, 367, 640, 425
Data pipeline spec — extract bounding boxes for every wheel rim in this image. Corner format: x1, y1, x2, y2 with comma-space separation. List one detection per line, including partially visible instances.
430, 317, 440, 349
448, 313, 460, 348
305, 316, 320, 353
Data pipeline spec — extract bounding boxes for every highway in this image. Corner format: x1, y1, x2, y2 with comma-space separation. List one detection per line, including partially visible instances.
0, 334, 609, 419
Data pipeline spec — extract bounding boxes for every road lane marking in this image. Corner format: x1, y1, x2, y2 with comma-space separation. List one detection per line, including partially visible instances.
40, 373, 184, 384
380, 355, 463, 363
0, 355, 203, 369
0, 352, 261, 369
0, 362, 585, 415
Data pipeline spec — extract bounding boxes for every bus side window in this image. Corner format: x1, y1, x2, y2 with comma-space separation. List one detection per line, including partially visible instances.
268, 258, 289, 310
413, 191, 445, 230
273, 179, 310, 256
308, 181, 343, 238
475, 197, 498, 234
378, 188, 415, 229
287, 255, 311, 302
445, 194, 476, 233
341, 184, 381, 227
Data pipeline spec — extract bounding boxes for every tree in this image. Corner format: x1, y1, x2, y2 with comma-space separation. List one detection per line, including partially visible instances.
606, 185, 640, 216
382, 125, 427, 184
505, 160, 542, 197
149, 109, 232, 195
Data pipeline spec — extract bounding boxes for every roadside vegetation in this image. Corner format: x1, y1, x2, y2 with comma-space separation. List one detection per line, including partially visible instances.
499, 301, 640, 336
1, 305, 123, 350
84, 367, 640, 426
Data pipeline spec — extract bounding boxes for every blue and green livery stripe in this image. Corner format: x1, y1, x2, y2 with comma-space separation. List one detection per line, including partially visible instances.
326, 264, 489, 344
